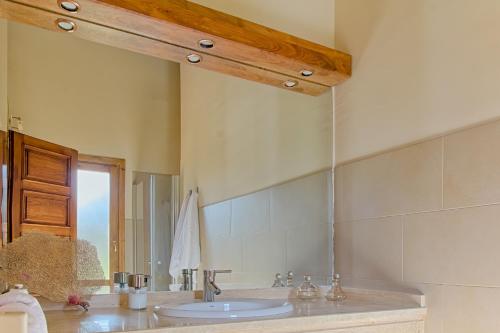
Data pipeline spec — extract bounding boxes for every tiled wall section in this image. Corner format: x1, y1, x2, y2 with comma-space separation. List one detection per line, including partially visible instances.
334, 118, 500, 333
200, 170, 332, 289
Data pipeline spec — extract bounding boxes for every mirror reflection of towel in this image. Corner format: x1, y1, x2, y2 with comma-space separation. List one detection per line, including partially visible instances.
169, 190, 200, 279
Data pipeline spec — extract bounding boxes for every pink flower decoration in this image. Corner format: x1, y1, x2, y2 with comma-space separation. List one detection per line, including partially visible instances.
67, 294, 81, 305
67, 294, 89, 311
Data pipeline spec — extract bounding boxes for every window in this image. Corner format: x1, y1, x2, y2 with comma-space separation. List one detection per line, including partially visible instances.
77, 155, 125, 285
77, 169, 111, 279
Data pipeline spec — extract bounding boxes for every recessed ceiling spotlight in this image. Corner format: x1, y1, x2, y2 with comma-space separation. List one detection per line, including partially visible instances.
283, 80, 298, 88
56, 19, 76, 32
59, 1, 80, 12
186, 54, 202, 64
300, 69, 314, 77
198, 39, 215, 49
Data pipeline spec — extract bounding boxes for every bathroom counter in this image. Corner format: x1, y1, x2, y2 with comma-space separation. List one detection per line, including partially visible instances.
43, 288, 426, 333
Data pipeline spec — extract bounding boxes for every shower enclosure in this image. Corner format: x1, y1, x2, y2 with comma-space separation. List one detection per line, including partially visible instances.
132, 172, 179, 291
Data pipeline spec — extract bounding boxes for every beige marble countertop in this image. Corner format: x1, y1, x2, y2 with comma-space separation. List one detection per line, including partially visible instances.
44, 288, 426, 333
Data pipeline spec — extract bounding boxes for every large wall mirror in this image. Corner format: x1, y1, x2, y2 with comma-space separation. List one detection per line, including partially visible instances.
0, 19, 333, 292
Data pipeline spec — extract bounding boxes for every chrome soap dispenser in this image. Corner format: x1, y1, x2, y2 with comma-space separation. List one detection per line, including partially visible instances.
128, 274, 150, 310
113, 272, 130, 293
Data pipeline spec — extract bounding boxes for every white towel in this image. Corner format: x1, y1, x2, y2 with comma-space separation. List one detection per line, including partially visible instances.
169, 190, 200, 278
0, 291, 48, 333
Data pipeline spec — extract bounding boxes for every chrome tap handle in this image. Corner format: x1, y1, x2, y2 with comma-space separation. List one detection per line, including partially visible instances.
203, 269, 232, 280
204, 269, 232, 273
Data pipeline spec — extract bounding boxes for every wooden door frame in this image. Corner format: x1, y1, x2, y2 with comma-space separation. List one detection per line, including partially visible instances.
0, 130, 5, 246
78, 154, 125, 275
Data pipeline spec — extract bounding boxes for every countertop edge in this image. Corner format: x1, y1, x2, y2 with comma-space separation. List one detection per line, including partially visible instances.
80, 307, 426, 333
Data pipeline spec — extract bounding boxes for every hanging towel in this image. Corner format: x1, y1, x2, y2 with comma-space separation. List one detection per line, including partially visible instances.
169, 191, 191, 278
169, 190, 200, 278
0, 291, 48, 333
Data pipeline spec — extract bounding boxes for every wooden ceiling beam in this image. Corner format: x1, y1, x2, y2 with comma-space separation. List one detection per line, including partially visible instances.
1, 0, 351, 95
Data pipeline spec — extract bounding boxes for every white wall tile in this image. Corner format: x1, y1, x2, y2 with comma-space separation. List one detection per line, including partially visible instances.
201, 235, 242, 272
336, 118, 500, 333
334, 221, 352, 278
351, 217, 403, 283
225, 271, 273, 289
403, 204, 500, 287
286, 222, 331, 278
231, 190, 270, 237
200, 171, 332, 286
444, 119, 500, 208
442, 285, 500, 333
199, 201, 231, 240
342, 139, 442, 221
271, 171, 330, 230
242, 230, 286, 276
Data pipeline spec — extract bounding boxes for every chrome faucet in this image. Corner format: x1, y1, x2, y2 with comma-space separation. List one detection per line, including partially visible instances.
286, 271, 294, 287
203, 269, 231, 302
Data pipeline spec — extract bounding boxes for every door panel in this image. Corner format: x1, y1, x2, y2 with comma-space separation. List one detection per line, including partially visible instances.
22, 191, 69, 226
9, 131, 78, 240
24, 146, 71, 186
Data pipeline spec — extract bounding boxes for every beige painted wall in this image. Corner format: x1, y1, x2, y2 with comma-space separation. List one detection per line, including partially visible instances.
189, 0, 335, 47
181, 0, 334, 207
6, 21, 180, 218
335, 0, 500, 332
335, 0, 500, 164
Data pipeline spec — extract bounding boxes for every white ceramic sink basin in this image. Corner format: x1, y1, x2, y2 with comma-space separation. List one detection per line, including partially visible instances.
155, 299, 293, 319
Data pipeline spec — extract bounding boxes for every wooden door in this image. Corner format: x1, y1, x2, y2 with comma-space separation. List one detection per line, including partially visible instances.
8, 131, 78, 240
78, 154, 126, 278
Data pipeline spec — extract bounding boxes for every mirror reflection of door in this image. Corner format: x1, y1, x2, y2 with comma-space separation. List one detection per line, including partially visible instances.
77, 154, 125, 285
7, 131, 125, 286
8, 130, 78, 239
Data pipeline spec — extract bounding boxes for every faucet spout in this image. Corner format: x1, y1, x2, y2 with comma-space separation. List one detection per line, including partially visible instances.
203, 269, 231, 302
207, 280, 221, 295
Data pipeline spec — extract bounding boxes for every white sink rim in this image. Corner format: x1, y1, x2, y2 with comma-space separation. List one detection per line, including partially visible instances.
155, 298, 294, 319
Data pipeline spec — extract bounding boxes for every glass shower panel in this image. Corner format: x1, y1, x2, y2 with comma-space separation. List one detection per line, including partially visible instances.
132, 172, 178, 291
